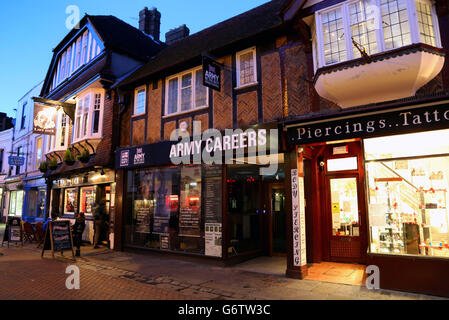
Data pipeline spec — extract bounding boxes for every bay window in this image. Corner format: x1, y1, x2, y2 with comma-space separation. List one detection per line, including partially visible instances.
46, 110, 69, 153
313, 0, 441, 69
73, 90, 104, 142
165, 67, 208, 116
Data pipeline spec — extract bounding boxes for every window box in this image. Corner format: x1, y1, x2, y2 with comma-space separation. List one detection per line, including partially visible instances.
165, 67, 208, 116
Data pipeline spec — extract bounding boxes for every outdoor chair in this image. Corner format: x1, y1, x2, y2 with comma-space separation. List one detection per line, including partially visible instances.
23, 222, 36, 243
34, 222, 44, 248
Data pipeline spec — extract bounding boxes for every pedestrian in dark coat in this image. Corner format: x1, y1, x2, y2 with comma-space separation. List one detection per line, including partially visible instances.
93, 200, 107, 248
72, 212, 85, 257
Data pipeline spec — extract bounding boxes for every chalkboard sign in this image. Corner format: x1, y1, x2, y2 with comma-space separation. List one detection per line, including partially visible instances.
41, 220, 75, 259
1, 217, 23, 247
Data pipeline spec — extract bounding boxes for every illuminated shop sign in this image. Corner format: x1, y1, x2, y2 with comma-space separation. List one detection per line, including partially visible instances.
287, 103, 449, 144
33, 103, 57, 135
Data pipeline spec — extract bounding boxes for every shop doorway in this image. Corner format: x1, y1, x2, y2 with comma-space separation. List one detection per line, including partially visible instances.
267, 183, 286, 256
304, 141, 367, 264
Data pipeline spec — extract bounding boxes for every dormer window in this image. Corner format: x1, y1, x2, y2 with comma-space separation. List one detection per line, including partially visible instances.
313, 0, 441, 69
50, 27, 103, 91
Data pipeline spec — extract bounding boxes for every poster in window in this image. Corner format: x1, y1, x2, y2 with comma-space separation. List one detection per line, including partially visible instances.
64, 188, 78, 214
81, 187, 96, 215
152, 169, 173, 234
204, 165, 222, 223
134, 204, 151, 234
179, 166, 201, 237
205, 223, 222, 257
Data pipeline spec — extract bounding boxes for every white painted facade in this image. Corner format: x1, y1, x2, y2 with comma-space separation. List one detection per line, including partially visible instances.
0, 127, 13, 220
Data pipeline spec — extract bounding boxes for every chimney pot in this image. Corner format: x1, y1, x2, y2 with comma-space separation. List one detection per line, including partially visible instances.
139, 7, 161, 42
165, 24, 190, 45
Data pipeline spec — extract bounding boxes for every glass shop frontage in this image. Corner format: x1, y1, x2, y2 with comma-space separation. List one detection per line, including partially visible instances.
285, 99, 449, 297
115, 126, 287, 262
49, 169, 116, 245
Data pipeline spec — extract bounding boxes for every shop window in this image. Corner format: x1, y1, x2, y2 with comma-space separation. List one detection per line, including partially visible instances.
365, 129, 449, 258
236, 47, 257, 88
80, 186, 96, 216
9, 190, 24, 217
64, 188, 78, 215
165, 67, 208, 116
125, 165, 219, 255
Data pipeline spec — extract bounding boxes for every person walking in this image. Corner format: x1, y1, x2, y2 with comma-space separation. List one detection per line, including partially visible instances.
72, 212, 85, 257
93, 200, 107, 249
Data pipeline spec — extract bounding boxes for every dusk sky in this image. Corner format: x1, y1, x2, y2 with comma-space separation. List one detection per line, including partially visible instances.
0, 0, 267, 119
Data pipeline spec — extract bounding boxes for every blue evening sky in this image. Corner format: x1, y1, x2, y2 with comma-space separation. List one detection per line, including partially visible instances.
0, 0, 267, 118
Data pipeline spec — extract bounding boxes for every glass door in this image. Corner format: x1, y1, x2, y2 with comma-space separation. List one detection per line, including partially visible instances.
270, 186, 286, 255
327, 175, 364, 261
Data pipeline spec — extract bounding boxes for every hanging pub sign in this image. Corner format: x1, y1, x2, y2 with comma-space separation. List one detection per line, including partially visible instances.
33, 103, 57, 135
287, 102, 449, 145
202, 56, 221, 91
41, 220, 75, 259
8, 155, 25, 166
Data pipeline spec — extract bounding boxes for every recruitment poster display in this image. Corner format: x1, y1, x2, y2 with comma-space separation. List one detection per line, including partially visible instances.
41, 220, 75, 259
179, 166, 201, 237
205, 223, 222, 257
203, 165, 222, 223
1, 217, 23, 247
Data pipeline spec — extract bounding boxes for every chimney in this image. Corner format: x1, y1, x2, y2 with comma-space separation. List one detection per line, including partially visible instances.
165, 24, 190, 45
139, 7, 161, 42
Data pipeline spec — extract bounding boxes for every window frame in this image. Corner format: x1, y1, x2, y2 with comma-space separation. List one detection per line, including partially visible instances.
35, 136, 43, 169
72, 90, 104, 143
164, 66, 209, 117
235, 47, 258, 88
133, 85, 147, 116
313, 0, 442, 69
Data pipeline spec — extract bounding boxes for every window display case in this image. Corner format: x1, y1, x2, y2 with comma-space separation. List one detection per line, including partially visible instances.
64, 188, 78, 214
80, 186, 96, 215
365, 130, 449, 258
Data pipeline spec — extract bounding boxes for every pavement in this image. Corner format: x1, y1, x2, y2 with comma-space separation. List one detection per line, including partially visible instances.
0, 234, 447, 300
